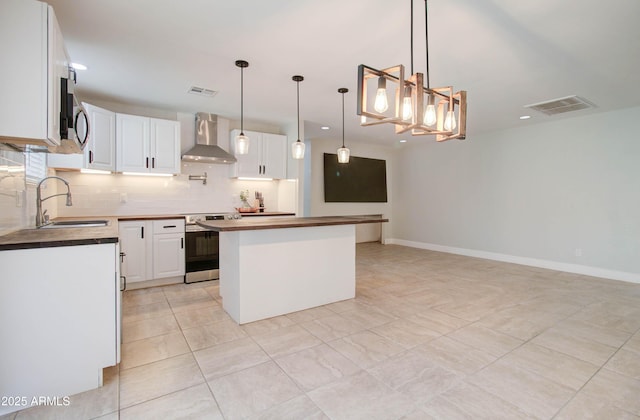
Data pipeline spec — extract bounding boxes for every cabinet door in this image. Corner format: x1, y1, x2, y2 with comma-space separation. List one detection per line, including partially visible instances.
153, 233, 185, 279
85, 103, 116, 171
261, 133, 287, 179
0, 1, 61, 146
116, 114, 150, 172
230, 129, 262, 177
150, 118, 180, 174
48, 6, 66, 146
119, 221, 150, 283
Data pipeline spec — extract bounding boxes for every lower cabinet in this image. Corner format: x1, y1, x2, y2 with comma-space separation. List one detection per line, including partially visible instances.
119, 218, 185, 288
0, 242, 120, 417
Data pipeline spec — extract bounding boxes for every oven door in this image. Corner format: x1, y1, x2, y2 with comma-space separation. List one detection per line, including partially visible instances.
184, 228, 220, 283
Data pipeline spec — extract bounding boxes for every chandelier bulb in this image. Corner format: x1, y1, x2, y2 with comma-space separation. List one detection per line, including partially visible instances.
444, 110, 457, 131
374, 77, 389, 113
402, 86, 413, 121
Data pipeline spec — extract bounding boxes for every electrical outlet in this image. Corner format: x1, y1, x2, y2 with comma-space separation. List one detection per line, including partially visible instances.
120, 193, 127, 203
575, 248, 582, 257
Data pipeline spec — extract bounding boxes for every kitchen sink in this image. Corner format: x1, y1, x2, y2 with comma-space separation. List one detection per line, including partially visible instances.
39, 220, 109, 229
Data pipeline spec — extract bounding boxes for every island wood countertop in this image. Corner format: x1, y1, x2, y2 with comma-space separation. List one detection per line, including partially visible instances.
197, 215, 388, 232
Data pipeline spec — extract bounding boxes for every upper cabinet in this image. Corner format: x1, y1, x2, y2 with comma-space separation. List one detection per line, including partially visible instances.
84, 103, 116, 171
0, 0, 67, 146
229, 129, 287, 179
48, 102, 116, 171
116, 114, 180, 174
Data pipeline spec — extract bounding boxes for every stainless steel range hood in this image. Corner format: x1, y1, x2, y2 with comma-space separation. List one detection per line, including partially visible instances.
182, 113, 237, 164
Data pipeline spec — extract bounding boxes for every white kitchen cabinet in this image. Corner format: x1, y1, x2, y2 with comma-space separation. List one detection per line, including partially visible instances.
47, 102, 116, 171
150, 118, 181, 174
116, 114, 180, 174
0, 0, 67, 147
85, 103, 116, 171
0, 243, 120, 417
119, 220, 152, 284
119, 218, 185, 288
230, 129, 287, 179
152, 220, 185, 278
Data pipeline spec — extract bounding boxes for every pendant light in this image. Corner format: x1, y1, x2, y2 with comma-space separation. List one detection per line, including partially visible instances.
356, 0, 467, 141
235, 60, 250, 155
337, 88, 350, 164
291, 75, 305, 160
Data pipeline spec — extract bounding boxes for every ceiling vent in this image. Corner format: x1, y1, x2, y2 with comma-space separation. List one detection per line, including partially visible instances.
524, 95, 596, 116
187, 86, 217, 97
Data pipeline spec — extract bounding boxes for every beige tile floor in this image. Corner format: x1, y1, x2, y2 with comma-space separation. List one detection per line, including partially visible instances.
5, 243, 640, 419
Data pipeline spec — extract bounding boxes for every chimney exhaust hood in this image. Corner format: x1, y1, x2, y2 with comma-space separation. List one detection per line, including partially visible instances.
182, 113, 237, 164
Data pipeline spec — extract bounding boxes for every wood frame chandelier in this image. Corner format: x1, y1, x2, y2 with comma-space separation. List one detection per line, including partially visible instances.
357, 0, 467, 141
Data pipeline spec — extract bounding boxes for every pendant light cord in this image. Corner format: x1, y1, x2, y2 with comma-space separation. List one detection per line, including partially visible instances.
410, 0, 414, 75
425, 0, 430, 89
240, 67, 244, 133
341, 91, 345, 148
296, 80, 300, 141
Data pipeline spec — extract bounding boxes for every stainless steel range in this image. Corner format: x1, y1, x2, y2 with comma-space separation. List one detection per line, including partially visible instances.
184, 213, 239, 283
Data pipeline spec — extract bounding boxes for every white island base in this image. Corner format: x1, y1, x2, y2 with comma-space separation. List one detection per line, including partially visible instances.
219, 224, 355, 324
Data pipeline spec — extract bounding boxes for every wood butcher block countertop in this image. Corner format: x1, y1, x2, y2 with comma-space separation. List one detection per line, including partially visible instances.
0, 215, 186, 251
0, 216, 120, 251
197, 215, 388, 232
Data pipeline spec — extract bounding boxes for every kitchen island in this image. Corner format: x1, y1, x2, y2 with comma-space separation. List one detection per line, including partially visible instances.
198, 215, 388, 324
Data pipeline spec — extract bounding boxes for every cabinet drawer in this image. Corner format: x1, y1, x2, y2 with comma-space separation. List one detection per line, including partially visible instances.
152, 219, 184, 234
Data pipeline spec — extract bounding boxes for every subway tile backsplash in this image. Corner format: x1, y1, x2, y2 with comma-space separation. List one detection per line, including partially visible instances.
54, 162, 295, 218
0, 145, 27, 234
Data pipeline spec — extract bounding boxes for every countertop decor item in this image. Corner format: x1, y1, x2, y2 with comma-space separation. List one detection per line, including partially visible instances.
357, 0, 467, 141
237, 189, 257, 212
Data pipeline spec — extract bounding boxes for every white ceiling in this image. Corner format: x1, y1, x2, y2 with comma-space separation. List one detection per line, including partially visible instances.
46, 0, 640, 146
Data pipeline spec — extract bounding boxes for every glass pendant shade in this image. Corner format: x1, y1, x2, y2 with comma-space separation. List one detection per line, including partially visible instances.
374, 77, 389, 113
235, 132, 249, 155
444, 110, 457, 131
337, 147, 350, 163
292, 140, 305, 160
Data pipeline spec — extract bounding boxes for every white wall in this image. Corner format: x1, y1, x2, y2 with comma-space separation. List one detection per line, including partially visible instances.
390, 106, 640, 281
307, 137, 396, 241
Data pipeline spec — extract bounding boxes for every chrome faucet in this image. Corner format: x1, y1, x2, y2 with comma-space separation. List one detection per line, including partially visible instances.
36, 176, 73, 227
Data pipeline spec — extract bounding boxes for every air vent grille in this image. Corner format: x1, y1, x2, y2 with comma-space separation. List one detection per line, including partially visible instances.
524, 95, 595, 116
188, 86, 217, 97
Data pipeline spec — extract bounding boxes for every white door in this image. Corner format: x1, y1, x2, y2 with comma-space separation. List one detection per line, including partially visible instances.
85, 103, 116, 171
116, 114, 149, 172
231, 130, 262, 177
261, 133, 287, 179
153, 233, 185, 278
119, 221, 150, 283
150, 118, 180, 174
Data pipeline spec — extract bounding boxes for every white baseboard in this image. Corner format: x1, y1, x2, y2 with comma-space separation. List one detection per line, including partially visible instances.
385, 238, 640, 284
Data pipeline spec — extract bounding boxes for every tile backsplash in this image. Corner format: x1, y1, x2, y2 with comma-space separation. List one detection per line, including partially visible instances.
53, 162, 296, 218
0, 145, 27, 234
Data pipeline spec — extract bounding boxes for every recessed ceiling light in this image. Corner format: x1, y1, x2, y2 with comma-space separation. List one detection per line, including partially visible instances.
321, 126, 330, 130
70, 62, 87, 70
519, 115, 531, 120
399, 139, 407, 143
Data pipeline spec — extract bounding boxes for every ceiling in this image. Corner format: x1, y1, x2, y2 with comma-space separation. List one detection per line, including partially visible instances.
46, 0, 640, 147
